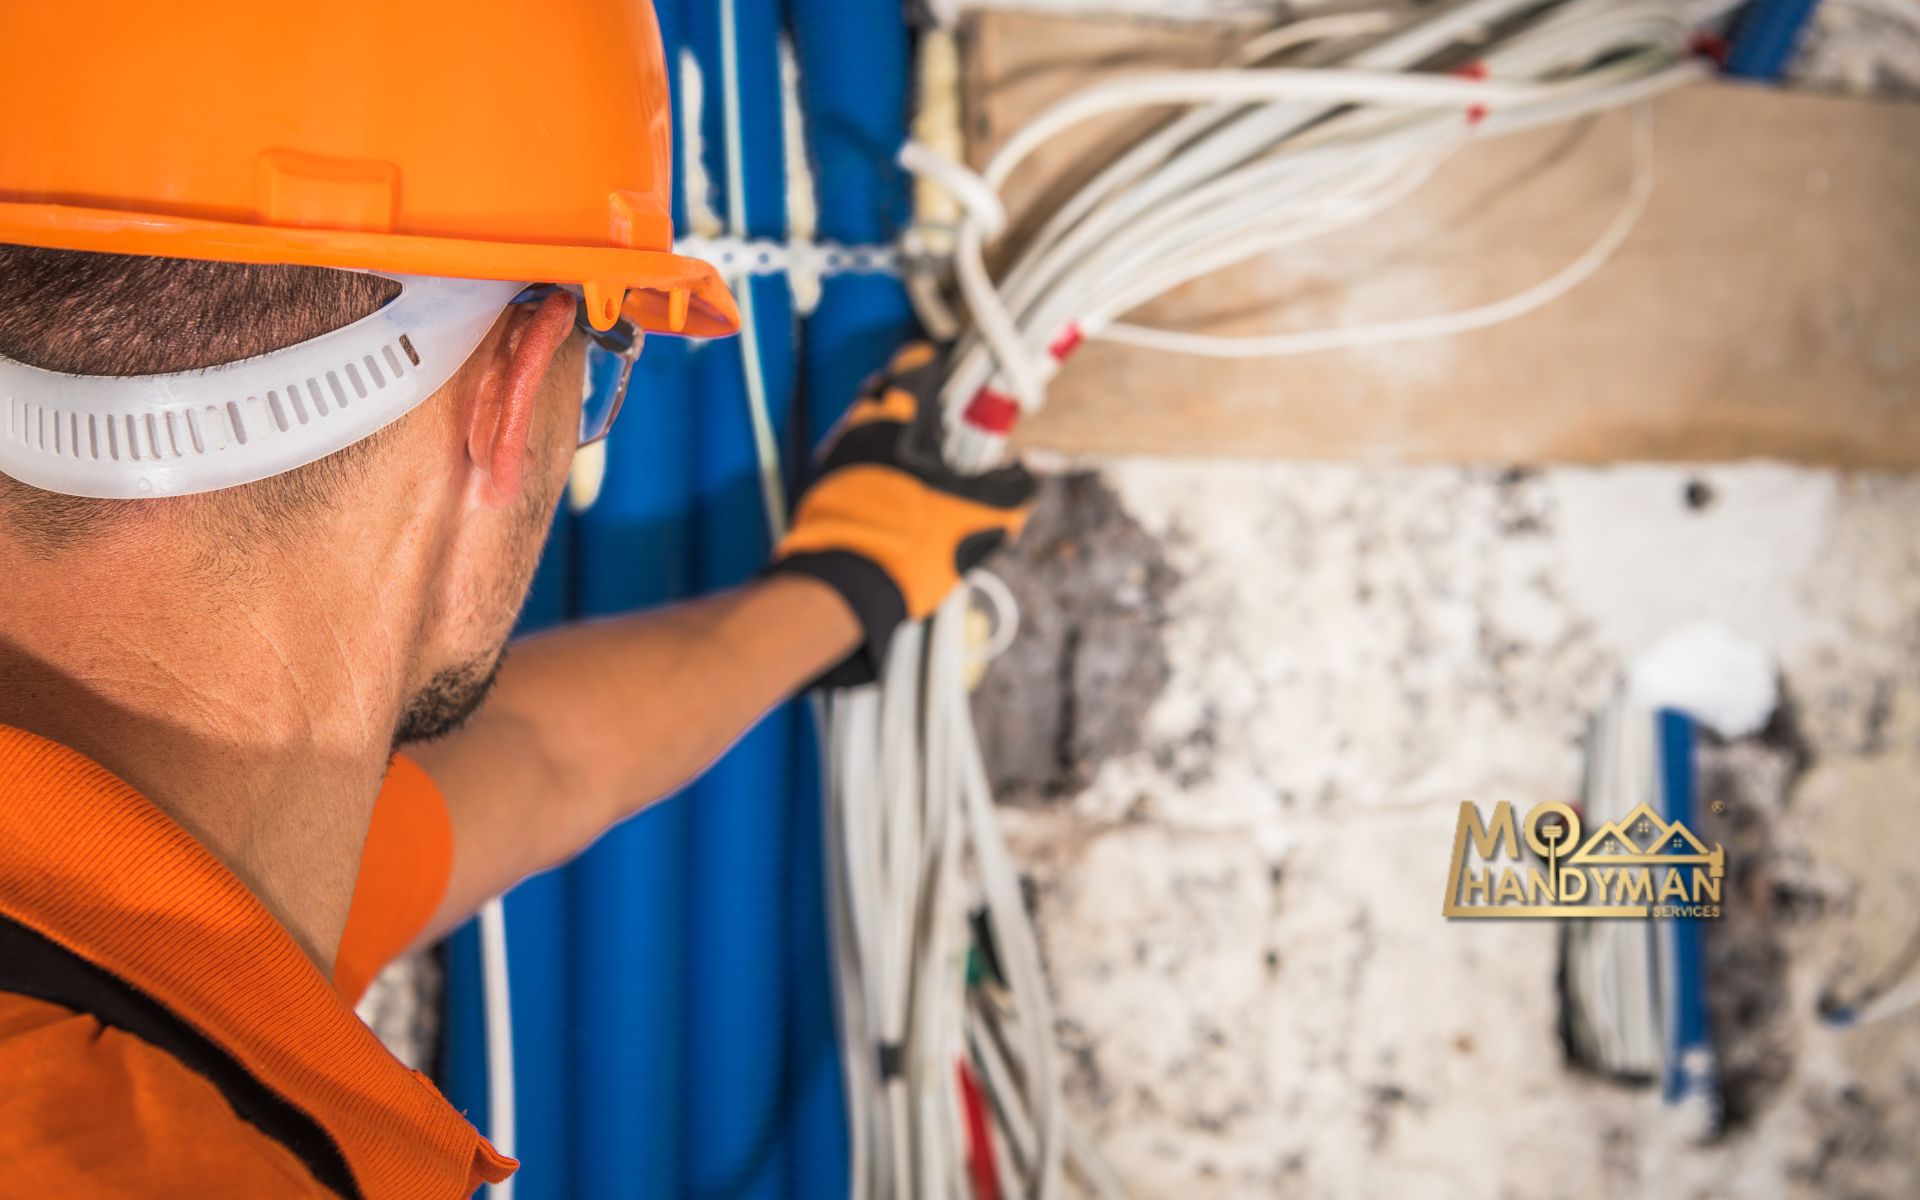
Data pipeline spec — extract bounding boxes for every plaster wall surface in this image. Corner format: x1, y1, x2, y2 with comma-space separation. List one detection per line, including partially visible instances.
985, 460, 1920, 1198
944, 8, 1920, 1191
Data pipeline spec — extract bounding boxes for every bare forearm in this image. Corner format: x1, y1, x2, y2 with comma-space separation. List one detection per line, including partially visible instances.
411, 573, 858, 939
483, 573, 854, 811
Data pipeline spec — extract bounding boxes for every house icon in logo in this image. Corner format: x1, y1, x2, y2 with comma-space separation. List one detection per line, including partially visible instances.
1567, 802, 1723, 876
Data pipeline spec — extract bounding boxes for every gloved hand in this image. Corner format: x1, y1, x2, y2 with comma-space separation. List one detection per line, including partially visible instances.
768, 343, 1036, 687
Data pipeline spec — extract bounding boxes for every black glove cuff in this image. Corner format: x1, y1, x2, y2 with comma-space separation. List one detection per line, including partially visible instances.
764, 550, 908, 689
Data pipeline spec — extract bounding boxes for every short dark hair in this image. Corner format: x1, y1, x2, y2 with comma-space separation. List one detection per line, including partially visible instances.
0, 246, 402, 552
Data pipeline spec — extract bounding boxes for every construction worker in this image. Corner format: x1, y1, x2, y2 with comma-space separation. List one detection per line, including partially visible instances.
0, 3, 1032, 1196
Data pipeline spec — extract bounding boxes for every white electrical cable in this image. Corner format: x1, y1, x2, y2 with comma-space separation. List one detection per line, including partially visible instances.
901, 140, 1008, 239
1098, 102, 1660, 357
1229, 10, 1405, 66
832, 6, 1712, 1198
719, 0, 789, 540
928, 0, 1702, 434
1838, 967, 1920, 1029
827, 565, 1084, 1198
983, 68, 1598, 191
478, 896, 516, 1200
818, 693, 873, 1200
946, 590, 1067, 1197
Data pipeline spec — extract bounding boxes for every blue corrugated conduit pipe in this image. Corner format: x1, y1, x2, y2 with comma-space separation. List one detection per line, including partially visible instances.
686, 2, 800, 1196
565, 1, 703, 1192
784, 697, 841, 1200
785, 3, 918, 1197
1658, 711, 1715, 1111
1726, 0, 1822, 81
569, 363, 703, 1192
444, 1, 919, 1194
444, 506, 577, 1200
498, 852, 573, 1197
570, 338, 702, 1197
789, 0, 918, 445
442, 925, 486, 1139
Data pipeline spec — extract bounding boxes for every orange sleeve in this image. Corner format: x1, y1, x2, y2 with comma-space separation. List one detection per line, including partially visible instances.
0, 994, 333, 1197
333, 754, 455, 1007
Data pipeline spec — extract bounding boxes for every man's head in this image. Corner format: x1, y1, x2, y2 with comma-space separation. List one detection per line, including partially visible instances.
0, 246, 586, 746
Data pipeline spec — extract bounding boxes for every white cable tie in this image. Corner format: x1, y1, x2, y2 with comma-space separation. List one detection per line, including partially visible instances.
672, 235, 902, 280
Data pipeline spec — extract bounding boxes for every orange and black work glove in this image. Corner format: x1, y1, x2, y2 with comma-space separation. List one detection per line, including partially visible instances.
769, 343, 1037, 688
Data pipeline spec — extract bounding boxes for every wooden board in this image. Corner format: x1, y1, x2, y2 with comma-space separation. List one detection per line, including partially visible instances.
963, 12, 1920, 466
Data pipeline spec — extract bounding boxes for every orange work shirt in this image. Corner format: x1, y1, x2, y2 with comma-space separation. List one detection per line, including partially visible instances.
0, 724, 511, 1198
333, 754, 457, 1008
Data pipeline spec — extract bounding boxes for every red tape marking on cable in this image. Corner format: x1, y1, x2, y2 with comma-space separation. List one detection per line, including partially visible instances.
1048, 321, 1085, 363
957, 1060, 1001, 1200
964, 387, 1021, 434
1688, 32, 1730, 67
1453, 61, 1488, 126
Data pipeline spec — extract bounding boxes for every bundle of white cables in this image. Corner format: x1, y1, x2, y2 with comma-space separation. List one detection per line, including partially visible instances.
827, 2, 1711, 1196
928, 0, 1709, 463
823, 580, 1117, 1199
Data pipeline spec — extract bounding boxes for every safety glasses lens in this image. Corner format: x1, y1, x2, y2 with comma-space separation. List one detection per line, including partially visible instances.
511, 284, 640, 447
580, 341, 634, 446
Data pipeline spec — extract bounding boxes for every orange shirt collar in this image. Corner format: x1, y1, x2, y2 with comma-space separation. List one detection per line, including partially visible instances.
0, 724, 513, 1199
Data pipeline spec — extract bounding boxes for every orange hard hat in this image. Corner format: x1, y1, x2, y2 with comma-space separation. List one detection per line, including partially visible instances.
0, 0, 738, 338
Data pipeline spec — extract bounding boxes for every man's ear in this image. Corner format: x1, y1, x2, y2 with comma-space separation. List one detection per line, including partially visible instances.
465, 289, 577, 507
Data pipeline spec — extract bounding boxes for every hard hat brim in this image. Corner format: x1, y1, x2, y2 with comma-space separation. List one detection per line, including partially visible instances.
0, 200, 742, 340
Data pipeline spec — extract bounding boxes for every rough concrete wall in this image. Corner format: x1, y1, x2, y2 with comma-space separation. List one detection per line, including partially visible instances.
978, 461, 1920, 1197
971, 472, 1180, 802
